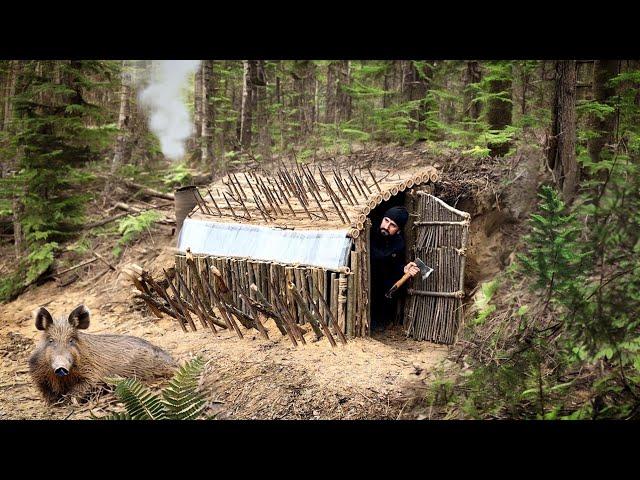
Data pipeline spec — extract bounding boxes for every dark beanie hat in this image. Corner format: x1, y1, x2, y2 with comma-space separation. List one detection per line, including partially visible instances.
383, 206, 409, 229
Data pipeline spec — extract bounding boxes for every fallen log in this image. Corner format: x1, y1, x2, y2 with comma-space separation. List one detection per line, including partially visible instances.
114, 202, 175, 225
121, 179, 175, 201
91, 250, 116, 271
46, 258, 99, 279
84, 212, 130, 230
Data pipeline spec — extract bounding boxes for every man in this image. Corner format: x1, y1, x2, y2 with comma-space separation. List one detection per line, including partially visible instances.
370, 206, 421, 332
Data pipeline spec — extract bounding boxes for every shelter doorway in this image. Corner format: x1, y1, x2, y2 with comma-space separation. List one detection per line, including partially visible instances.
368, 192, 408, 334
368, 189, 470, 344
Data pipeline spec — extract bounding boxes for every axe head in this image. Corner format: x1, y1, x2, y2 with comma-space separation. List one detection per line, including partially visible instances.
415, 258, 433, 280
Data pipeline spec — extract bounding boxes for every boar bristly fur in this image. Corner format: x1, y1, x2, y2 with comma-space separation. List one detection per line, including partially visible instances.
29, 305, 177, 404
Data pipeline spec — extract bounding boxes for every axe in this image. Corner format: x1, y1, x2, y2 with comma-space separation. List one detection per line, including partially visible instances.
385, 258, 432, 299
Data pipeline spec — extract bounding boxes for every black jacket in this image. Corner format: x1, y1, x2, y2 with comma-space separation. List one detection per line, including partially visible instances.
370, 228, 406, 298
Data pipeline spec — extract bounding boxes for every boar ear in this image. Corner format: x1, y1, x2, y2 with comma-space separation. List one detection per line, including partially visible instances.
68, 305, 90, 329
34, 307, 53, 331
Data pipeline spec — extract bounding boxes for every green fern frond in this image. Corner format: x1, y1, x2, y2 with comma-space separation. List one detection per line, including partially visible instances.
115, 378, 167, 420
162, 357, 207, 420
99, 358, 208, 420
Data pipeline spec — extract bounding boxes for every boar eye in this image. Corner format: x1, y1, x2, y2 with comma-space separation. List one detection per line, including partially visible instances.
69, 338, 75, 345
48, 338, 54, 344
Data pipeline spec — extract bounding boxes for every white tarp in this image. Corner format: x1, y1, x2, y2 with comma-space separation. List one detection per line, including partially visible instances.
177, 218, 352, 270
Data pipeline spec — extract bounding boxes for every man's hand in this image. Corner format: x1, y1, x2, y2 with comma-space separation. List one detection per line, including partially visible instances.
404, 261, 420, 277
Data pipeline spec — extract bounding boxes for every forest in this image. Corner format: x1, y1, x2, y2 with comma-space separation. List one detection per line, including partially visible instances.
0, 59, 639, 420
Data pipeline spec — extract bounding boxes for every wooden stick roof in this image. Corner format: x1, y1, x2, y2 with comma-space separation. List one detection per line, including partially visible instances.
186, 162, 440, 238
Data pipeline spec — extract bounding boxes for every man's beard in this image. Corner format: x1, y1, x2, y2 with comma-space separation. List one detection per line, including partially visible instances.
379, 228, 389, 236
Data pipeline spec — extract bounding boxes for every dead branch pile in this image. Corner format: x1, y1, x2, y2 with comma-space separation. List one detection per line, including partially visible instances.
125, 249, 346, 348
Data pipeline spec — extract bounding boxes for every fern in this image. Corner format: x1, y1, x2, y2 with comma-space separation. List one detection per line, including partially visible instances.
25, 241, 58, 283
113, 210, 162, 257
101, 357, 208, 420
162, 163, 192, 187
472, 279, 501, 326
162, 356, 207, 420
113, 378, 168, 420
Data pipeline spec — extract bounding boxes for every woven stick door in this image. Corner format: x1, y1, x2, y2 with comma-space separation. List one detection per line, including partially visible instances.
404, 194, 470, 344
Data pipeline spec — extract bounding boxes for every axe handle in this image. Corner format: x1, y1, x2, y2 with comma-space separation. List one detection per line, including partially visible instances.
385, 272, 412, 298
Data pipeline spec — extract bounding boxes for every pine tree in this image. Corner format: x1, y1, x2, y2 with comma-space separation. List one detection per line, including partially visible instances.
0, 60, 117, 298
517, 185, 587, 308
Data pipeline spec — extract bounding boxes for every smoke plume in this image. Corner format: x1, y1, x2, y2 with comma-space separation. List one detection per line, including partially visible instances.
138, 60, 201, 160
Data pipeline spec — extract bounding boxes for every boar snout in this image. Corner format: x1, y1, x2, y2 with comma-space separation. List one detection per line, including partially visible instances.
51, 353, 74, 377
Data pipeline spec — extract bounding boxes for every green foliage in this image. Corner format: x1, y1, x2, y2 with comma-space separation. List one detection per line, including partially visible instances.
0, 60, 116, 288
430, 88, 640, 417
369, 100, 423, 143
161, 356, 208, 420
576, 99, 617, 121
516, 186, 588, 304
25, 241, 58, 283
472, 279, 500, 326
113, 210, 162, 257
0, 263, 28, 303
102, 357, 208, 420
65, 237, 91, 255
461, 145, 491, 159
109, 377, 168, 420
471, 61, 514, 107
162, 163, 192, 187
482, 125, 519, 150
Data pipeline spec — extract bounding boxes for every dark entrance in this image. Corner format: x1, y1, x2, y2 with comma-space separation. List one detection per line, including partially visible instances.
368, 192, 408, 332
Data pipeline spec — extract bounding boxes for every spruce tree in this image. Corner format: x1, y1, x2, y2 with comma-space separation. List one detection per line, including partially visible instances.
517, 185, 587, 308
0, 60, 117, 298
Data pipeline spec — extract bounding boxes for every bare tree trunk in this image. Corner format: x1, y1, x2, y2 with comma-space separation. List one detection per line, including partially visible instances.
275, 62, 284, 149
314, 77, 319, 125
191, 62, 203, 156
487, 76, 513, 128
520, 63, 530, 115
463, 60, 482, 121
221, 63, 232, 155
486, 63, 513, 156
194, 63, 203, 137
547, 60, 578, 203
587, 60, 619, 164
2, 60, 18, 131
254, 60, 270, 158
112, 61, 131, 170
0, 62, 5, 129
292, 61, 315, 136
239, 60, 255, 150
336, 60, 351, 123
12, 197, 23, 258
325, 61, 337, 123
199, 61, 213, 166
382, 61, 392, 109
538, 60, 549, 108
402, 61, 431, 132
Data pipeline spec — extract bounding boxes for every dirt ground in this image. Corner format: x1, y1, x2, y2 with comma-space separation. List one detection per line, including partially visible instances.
0, 227, 449, 420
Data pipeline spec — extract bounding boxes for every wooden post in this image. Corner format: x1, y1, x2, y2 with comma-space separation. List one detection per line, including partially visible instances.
288, 281, 331, 343
338, 273, 347, 334
270, 277, 306, 345
163, 268, 197, 331
347, 252, 357, 337
174, 267, 213, 332
250, 283, 295, 343
311, 279, 348, 345
238, 289, 269, 340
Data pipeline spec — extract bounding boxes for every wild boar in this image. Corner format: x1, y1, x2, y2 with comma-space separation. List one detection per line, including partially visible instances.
29, 304, 177, 404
